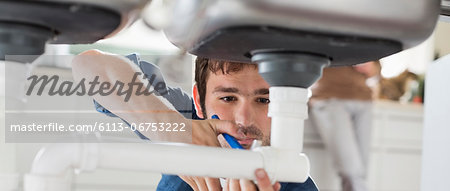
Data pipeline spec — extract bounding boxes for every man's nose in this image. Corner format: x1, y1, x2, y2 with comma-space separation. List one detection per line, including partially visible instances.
234, 100, 256, 128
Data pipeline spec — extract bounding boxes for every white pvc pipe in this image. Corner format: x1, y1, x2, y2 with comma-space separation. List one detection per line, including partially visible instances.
24, 143, 97, 191
97, 143, 309, 182
255, 147, 310, 182
268, 87, 309, 152
98, 143, 264, 178
271, 117, 305, 151
24, 142, 310, 191
30, 144, 82, 175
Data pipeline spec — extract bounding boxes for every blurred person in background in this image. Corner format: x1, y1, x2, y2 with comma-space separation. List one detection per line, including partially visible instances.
308, 61, 381, 191
377, 70, 420, 102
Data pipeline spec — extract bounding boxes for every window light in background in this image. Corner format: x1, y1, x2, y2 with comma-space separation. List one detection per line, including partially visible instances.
380, 33, 435, 78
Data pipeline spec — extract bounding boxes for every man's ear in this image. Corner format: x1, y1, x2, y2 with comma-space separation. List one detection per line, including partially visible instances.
192, 84, 205, 119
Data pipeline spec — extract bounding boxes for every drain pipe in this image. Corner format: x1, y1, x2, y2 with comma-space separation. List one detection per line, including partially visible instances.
252, 52, 330, 151
252, 52, 330, 181
24, 143, 310, 191
24, 143, 98, 191
268, 87, 309, 151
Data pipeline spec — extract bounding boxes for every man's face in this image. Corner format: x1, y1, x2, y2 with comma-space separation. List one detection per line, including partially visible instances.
201, 66, 271, 149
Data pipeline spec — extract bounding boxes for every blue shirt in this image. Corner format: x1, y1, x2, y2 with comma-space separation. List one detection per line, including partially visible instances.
93, 54, 318, 191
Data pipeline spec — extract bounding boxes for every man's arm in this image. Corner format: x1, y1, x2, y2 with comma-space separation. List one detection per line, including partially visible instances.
71, 49, 244, 145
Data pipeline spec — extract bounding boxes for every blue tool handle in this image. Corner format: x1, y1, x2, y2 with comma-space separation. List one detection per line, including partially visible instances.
211, 114, 244, 149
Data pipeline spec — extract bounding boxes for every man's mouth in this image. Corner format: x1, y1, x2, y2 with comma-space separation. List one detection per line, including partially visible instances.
237, 138, 256, 147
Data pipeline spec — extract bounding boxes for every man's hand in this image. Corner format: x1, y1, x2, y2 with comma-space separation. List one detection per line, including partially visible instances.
254, 169, 281, 191
181, 169, 280, 191
191, 119, 245, 147
180, 176, 222, 191
223, 169, 281, 191
183, 121, 279, 191
353, 61, 380, 78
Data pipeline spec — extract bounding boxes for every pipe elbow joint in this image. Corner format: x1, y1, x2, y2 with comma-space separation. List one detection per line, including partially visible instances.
24, 143, 99, 191
255, 147, 310, 183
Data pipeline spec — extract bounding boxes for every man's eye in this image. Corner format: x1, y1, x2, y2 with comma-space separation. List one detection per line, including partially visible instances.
257, 98, 270, 104
220, 96, 237, 102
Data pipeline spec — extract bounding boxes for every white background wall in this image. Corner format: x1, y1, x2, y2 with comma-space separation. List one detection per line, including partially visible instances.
421, 55, 450, 191
434, 21, 450, 57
